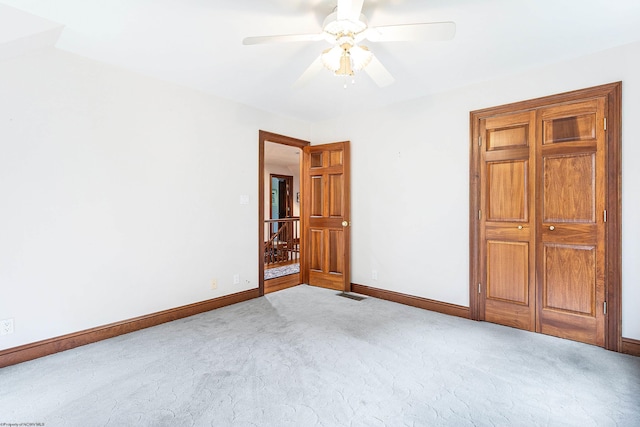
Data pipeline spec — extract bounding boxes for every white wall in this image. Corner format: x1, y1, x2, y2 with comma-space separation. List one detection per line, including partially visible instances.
311, 41, 640, 340
0, 48, 310, 350
2, 40, 638, 352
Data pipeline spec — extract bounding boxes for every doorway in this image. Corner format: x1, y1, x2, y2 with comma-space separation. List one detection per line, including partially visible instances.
270, 174, 294, 234
259, 131, 309, 295
469, 82, 622, 350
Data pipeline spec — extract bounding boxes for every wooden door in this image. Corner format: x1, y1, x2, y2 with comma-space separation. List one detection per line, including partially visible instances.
301, 142, 351, 291
479, 111, 536, 331
471, 83, 620, 350
536, 99, 606, 346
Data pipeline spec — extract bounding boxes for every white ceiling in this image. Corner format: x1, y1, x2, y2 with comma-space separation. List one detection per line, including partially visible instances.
265, 141, 301, 168
2, 0, 640, 122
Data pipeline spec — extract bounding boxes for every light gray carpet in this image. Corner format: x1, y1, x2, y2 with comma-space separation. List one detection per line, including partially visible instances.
1, 285, 639, 426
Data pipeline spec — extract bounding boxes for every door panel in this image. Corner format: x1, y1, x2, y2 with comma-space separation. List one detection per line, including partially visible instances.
330, 150, 343, 166
542, 244, 596, 315
487, 126, 528, 150
311, 176, 323, 216
311, 152, 323, 167
329, 230, 344, 274
487, 161, 527, 221
310, 229, 323, 271
536, 99, 606, 346
542, 153, 596, 223
302, 142, 351, 291
480, 111, 536, 331
543, 112, 597, 144
329, 174, 343, 216
487, 241, 529, 304
538, 243, 601, 345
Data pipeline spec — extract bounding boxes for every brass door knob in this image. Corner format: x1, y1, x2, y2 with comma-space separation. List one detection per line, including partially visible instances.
517, 225, 523, 230
342, 221, 349, 227
549, 225, 555, 231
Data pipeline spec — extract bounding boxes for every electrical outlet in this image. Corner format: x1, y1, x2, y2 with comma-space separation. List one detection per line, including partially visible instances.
233, 274, 240, 285
211, 279, 218, 290
372, 270, 378, 280
0, 318, 14, 336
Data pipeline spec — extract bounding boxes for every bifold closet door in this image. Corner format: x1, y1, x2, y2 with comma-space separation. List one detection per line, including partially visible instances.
479, 111, 536, 331
477, 97, 608, 347
536, 99, 607, 346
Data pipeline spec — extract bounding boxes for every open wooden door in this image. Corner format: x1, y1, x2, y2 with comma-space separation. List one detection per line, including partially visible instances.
301, 142, 351, 291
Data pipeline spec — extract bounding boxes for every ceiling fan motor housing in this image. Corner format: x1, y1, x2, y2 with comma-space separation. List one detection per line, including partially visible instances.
323, 12, 368, 38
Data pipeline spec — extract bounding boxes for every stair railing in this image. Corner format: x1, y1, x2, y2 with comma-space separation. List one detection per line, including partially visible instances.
264, 217, 300, 267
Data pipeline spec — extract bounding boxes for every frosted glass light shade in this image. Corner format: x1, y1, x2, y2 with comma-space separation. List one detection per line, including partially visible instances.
321, 44, 373, 76
350, 45, 373, 71
321, 46, 342, 71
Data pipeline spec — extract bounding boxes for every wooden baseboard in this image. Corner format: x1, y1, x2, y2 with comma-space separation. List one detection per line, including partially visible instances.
0, 288, 260, 368
621, 338, 640, 357
265, 273, 301, 294
351, 283, 471, 319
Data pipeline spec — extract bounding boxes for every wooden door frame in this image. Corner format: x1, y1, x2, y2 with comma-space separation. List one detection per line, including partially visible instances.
259, 131, 310, 296
469, 82, 622, 351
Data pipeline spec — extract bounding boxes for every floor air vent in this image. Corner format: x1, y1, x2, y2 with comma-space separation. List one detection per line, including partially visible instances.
337, 292, 366, 301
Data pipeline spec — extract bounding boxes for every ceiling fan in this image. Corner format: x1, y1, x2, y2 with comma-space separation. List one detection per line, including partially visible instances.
243, 0, 456, 88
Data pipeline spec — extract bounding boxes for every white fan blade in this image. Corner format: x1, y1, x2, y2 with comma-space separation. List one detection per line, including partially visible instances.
366, 22, 456, 42
293, 56, 324, 89
364, 55, 395, 87
337, 0, 364, 21
243, 33, 325, 45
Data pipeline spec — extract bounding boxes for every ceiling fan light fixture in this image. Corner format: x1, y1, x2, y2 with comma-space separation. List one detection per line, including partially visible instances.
321, 46, 342, 71
244, 1, 455, 88
349, 45, 373, 71
336, 51, 354, 76
322, 42, 372, 77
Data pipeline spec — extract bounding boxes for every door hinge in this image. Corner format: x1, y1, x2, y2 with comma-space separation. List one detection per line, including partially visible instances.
478, 136, 482, 146
604, 118, 607, 131
478, 283, 482, 294
478, 210, 482, 220
604, 210, 607, 223
603, 301, 607, 315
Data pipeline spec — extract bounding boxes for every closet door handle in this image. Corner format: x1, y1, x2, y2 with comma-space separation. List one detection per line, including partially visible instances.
517, 225, 523, 230
549, 225, 555, 231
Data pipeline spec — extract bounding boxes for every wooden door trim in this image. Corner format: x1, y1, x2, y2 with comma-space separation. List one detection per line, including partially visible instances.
469, 82, 622, 351
259, 131, 309, 297
0, 288, 259, 368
